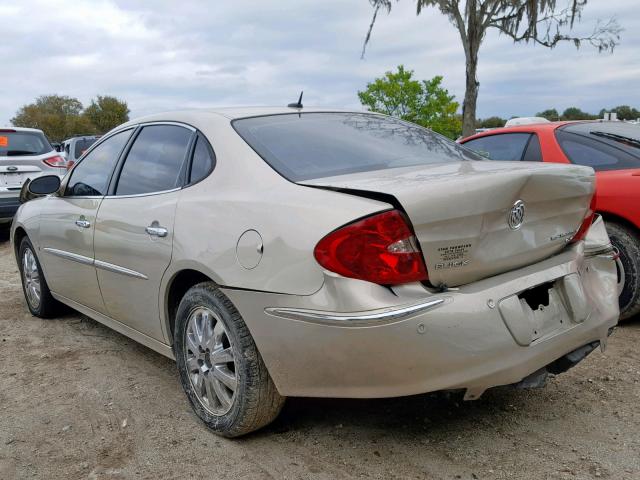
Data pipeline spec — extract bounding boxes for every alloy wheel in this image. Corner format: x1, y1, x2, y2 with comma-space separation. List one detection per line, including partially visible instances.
184, 307, 237, 415
22, 247, 41, 310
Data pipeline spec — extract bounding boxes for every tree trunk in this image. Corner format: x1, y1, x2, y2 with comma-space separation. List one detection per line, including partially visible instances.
461, 55, 479, 138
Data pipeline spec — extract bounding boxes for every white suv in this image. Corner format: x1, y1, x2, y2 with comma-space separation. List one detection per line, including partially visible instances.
0, 127, 67, 225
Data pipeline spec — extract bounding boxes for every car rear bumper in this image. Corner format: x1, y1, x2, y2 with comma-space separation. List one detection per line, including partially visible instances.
0, 193, 20, 222
222, 238, 619, 399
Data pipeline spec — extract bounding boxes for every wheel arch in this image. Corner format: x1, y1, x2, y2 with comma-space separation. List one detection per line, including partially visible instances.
598, 210, 640, 235
163, 268, 218, 347
12, 226, 28, 259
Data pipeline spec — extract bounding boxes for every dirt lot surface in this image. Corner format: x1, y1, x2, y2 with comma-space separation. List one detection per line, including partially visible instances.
0, 228, 639, 480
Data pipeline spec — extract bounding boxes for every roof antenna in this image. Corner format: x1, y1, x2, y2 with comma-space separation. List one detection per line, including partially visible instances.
288, 91, 303, 109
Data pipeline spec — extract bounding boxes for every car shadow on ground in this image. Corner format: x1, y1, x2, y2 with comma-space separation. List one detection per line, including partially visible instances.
0, 227, 9, 244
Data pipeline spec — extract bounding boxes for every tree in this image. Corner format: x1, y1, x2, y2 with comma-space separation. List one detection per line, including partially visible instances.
561, 106, 597, 120
536, 108, 560, 121
476, 116, 506, 128
600, 105, 640, 121
358, 65, 462, 138
362, 1, 621, 137
11, 95, 95, 142
84, 95, 130, 134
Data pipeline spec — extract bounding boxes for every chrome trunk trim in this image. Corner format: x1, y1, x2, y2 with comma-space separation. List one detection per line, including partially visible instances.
264, 298, 445, 326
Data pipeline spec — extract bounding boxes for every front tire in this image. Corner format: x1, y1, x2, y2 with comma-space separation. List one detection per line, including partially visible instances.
174, 282, 285, 437
18, 237, 61, 318
606, 221, 640, 320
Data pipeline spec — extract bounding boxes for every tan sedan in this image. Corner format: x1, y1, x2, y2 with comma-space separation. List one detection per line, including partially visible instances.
11, 108, 619, 437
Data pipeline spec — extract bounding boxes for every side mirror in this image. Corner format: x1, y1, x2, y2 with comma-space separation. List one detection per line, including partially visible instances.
19, 175, 61, 204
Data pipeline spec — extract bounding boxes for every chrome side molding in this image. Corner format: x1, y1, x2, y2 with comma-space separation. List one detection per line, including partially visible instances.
94, 259, 148, 280
264, 298, 445, 326
43, 247, 147, 280
43, 247, 93, 266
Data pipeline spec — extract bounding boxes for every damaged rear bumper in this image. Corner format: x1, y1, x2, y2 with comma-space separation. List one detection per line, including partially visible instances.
222, 219, 619, 400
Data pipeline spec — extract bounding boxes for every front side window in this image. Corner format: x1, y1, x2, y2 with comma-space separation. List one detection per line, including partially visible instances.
233, 113, 480, 182
115, 125, 192, 196
462, 133, 532, 161
66, 129, 132, 197
556, 130, 640, 171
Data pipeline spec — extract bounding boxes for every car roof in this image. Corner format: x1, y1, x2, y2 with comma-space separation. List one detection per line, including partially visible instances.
0, 126, 45, 133
460, 120, 590, 142
118, 107, 373, 129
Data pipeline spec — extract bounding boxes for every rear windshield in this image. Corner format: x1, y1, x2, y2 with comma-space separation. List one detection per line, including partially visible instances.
74, 138, 98, 159
0, 131, 52, 156
233, 113, 480, 181
556, 130, 640, 172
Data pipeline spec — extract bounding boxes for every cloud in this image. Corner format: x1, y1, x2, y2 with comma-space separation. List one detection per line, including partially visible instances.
1, 0, 638, 126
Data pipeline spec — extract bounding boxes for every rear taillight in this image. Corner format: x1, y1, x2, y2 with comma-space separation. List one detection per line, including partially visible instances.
43, 155, 67, 168
570, 195, 597, 243
314, 210, 428, 285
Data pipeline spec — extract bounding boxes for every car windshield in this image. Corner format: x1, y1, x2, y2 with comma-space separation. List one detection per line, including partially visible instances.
233, 112, 480, 181
0, 131, 52, 156
74, 138, 98, 159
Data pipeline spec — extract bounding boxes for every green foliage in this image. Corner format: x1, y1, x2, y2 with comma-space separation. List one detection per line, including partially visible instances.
536, 109, 560, 121
84, 95, 130, 134
11, 95, 95, 143
600, 105, 640, 121
476, 116, 507, 129
11, 94, 130, 142
358, 65, 462, 139
561, 107, 598, 121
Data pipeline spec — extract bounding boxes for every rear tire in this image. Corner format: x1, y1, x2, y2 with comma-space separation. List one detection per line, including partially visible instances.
18, 237, 62, 318
174, 282, 285, 437
606, 221, 640, 320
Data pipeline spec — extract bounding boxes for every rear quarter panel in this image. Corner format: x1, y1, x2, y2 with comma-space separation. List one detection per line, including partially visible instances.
165, 113, 391, 297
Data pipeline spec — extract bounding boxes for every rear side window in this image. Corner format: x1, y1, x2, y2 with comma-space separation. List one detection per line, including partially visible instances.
0, 131, 52, 156
66, 130, 132, 197
115, 125, 193, 196
462, 133, 532, 161
556, 130, 640, 171
233, 113, 479, 182
188, 134, 215, 184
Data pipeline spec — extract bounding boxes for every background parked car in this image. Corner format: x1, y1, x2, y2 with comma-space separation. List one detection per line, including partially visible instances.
61, 135, 100, 167
460, 120, 640, 320
0, 127, 67, 226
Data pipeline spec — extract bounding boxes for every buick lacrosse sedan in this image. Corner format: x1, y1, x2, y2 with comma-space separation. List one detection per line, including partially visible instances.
12, 108, 619, 437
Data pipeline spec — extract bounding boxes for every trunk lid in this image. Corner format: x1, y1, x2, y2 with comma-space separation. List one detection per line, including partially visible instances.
302, 160, 595, 287
0, 155, 47, 188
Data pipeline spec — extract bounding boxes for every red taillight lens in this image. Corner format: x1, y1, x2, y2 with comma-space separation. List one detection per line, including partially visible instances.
43, 155, 67, 168
314, 210, 428, 285
570, 195, 597, 243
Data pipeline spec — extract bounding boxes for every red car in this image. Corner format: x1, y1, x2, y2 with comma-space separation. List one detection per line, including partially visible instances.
460, 121, 640, 320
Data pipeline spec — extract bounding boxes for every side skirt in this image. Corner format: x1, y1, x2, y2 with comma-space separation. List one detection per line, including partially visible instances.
51, 292, 175, 360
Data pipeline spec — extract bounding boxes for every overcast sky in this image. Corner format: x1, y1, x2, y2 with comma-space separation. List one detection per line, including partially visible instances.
2, 0, 638, 125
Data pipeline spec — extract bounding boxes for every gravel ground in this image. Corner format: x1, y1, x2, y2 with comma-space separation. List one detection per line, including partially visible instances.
0, 227, 638, 480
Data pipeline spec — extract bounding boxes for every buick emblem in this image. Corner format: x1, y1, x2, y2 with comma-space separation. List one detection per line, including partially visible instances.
7, 166, 18, 171
508, 200, 526, 230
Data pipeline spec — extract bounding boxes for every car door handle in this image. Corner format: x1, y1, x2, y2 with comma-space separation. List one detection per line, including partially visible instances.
145, 225, 168, 237
75, 219, 91, 228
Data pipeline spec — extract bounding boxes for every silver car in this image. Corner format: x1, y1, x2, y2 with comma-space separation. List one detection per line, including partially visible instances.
11, 108, 619, 437
1, 127, 68, 225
